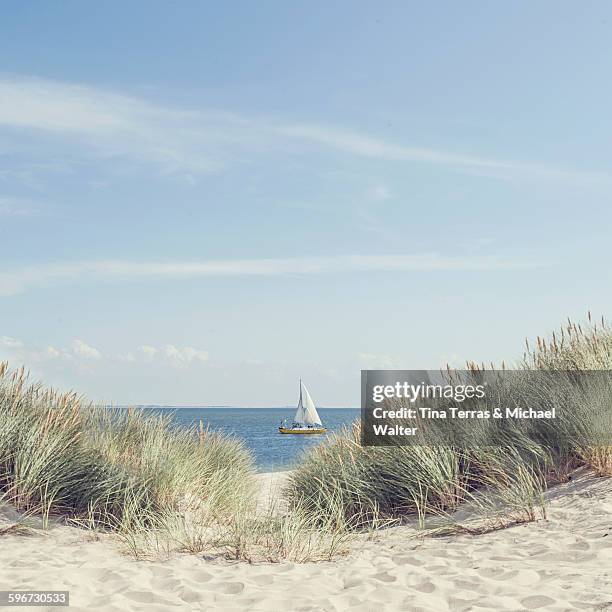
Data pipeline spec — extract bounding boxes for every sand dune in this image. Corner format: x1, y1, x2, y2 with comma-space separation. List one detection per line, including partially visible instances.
1, 470, 611, 611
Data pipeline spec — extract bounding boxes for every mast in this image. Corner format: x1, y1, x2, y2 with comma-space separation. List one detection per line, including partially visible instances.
294, 378, 305, 424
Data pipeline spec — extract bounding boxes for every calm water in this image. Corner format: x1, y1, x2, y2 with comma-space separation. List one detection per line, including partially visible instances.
141, 407, 360, 472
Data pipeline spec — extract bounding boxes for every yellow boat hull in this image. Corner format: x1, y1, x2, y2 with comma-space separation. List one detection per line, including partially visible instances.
278, 427, 326, 435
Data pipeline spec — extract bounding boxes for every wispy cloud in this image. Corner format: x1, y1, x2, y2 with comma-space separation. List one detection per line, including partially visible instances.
0, 336, 24, 350
0, 253, 541, 296
0, 196, 38, 216
278, 124, 514, 169
0, 77, 246, 176
0, 76, 605, 184
277, 124, 611, 185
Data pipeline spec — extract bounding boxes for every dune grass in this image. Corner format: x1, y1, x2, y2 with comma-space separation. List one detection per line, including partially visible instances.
0, 363, 258, 552
0, 364, 352, 562
2, 313, 610, 560
286, 315, 612, 533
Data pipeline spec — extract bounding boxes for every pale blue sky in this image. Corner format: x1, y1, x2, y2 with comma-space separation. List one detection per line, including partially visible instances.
0, 2, 611, 405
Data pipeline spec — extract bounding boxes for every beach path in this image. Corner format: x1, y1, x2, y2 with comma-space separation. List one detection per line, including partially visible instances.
0, 470, 611, 611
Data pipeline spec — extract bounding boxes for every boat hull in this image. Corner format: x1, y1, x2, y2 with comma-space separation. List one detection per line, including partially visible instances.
278, 427, 326, 435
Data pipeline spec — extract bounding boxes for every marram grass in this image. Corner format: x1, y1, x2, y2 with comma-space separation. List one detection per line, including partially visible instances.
0, 364, 258, 553
286, 315, 612, 532
1, 313, 611, 560
0, 363, 352, 562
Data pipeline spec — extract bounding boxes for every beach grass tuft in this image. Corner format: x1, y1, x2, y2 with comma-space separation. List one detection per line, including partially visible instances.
0, 363, 257, 553
1, 313, 610, 561
0, 364, 352, 562
286, 315, 612, 531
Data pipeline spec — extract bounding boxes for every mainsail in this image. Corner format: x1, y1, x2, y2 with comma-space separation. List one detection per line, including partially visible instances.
293, 381, 322, 426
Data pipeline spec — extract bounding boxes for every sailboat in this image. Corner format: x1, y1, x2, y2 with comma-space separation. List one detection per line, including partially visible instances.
278, 380, 326, 434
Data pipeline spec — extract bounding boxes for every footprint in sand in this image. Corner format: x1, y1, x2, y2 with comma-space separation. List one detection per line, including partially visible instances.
215, 581, 245, 595
423, 563, 449, 573
413, 580, 436, 594
343, 577, 362, 590
526, 546, 549, 557
178, 586, 206, 603
448, 594, 480, 610
569, 541, 592, 551
148, 565, 174, 578
156, 577, 183, 591
372, 571, 396, 583
475, 567, 502, 579
511, 569, 543, 586
452, 579, 482, 592
98, 570, 125, 583
250, 574, 274, 586
392, 555, 421, 566
520, 595, 556, 609
569, 552, 597, 563
489, 569, 519, 581
186, 569, 213, 583
122, 590, 157, 604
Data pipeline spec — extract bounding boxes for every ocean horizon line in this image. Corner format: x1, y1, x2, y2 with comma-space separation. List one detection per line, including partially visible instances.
113, 404, 360, 410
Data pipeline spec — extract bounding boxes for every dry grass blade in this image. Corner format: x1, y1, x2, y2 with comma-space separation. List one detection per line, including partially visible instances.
286, 314, 611, 535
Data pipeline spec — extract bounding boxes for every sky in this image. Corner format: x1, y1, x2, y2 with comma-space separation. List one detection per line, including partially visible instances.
0, 1, 611, 406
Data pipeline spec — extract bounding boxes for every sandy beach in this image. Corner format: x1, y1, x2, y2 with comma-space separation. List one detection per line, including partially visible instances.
0, 470, 610, 611
3, 2, 611, 609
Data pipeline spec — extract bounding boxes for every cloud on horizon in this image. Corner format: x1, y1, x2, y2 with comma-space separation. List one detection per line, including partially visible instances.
0, 336, 102, 364
0, 336, 209, 370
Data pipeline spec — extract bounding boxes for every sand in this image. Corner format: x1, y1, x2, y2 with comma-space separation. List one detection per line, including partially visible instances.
1, 470, 611, 611
255, 470, 290, 513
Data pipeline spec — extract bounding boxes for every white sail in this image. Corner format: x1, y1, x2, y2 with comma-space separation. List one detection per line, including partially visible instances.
293, 381, 322, 426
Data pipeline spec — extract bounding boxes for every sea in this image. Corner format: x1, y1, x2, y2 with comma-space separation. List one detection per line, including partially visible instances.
140, 406, 360, 472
